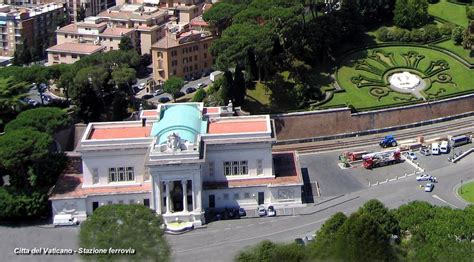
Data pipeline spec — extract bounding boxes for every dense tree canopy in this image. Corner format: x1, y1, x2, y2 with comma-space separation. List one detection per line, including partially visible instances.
79, 205, 170, 261
119, 35, 134, 51
5, 107, 70, 135
163, 77, 184, 101
393, 0, 430, 29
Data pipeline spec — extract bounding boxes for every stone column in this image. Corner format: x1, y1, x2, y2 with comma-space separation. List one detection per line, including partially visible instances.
182, 180, 188, 212
155, 179, 162, 214
165, 181, 171, 214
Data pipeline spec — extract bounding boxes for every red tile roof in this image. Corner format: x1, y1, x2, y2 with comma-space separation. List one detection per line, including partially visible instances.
142, 110, 158, 117
88, 126, 151, 140
203, 107, 219, 114
208, 119, 268, 134
100, 27, 134, 37
50, 174, 151, 200
56, 23, 78, 33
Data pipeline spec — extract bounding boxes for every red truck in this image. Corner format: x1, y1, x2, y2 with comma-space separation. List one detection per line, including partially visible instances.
362, 148, 401, 169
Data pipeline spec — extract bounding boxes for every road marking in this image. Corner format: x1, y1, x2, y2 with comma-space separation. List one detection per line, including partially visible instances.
247, 224, 254, 227
432, 194, 458, 208
223, 228, 231, 230
174, 217, 329, 253
258, 222, 265, 225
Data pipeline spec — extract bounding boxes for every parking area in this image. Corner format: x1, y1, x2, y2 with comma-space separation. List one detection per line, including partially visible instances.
414, 143, 473, 172
300, 148, 419, 197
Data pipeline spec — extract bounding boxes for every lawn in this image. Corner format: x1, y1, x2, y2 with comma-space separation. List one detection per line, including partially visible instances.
435, 39, 474, 64
429, 0, 470, 26
242, 82, 271, 113
323, 46, 474, 110
458, 181, 474, 203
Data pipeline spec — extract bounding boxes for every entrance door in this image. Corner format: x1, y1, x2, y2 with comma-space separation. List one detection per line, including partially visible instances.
258, 192, 264, 205
92, 202, 99, 211
209, 195, 215, 208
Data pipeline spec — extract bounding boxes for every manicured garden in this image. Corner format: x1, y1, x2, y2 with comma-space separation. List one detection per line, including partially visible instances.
458, 181, 474, 203
429, 0, 470, 26
322, 46, 473, 110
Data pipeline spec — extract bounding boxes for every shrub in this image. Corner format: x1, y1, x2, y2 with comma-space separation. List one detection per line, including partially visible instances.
466, 6, 474, 20
376, 27, 390, 42
422, 25, 441, 42
192, 88, 206, 102
0, 188, 48, 221
410, 28, 424, 42
452, 26, 465, 45
439, 23, 456, 36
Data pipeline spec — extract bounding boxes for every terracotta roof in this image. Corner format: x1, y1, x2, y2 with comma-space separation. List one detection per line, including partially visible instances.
152, 31, 213, 49
98, 9, 165, 21
100, 27, 134, 37
203, 152, 302, 189
50, 174, 151, 200
56, 23, 78, 33
88, 126, 152, 140
46, 42, 105, 54
203, 107, 219, 114
142, 110, 158, 117
208, 119, 268, 134
190, 16, 209, 27
77, 21, 107, 28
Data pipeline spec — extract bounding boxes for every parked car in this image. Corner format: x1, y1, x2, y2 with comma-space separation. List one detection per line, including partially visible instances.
154, 89, 164, 96
295, 238, 305, 246
53, 214, 79, 227
238, 208, 246, 217
257, 206, 267, 217
267, 206, 276, 217
28, 98, 39, 106
420, 147, 431, 156
406, 152, 417, 160
139, 82, 146, 90
41, 94, 52, 103
197, 83, 207, 89
186, 87, 196, 94
424, 183, 434, 192
158, 96, 170, 103
141, 94, 154, 100
416, 174, 433, 181
440, 140, 449, 154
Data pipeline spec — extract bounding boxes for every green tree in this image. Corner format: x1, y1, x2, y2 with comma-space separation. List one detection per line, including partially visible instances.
219, 70, 233, 104
452, 26, 465, 45
0, 187, 48, 221
119, 35, 134, 51
192, 88, 206, 102
358, 199, 400, 236
0, 129, 52, 189
163, 77, 184, 102
233, 64, 246, 106
76, 4, 86, 22
112, 65, 136, 95
202, 2, 245, 36
306, 212, 347, 259
393, 0, 430, 29
5, 107, 70, 135
0, 77, 29, 114
79, 205, 170, 261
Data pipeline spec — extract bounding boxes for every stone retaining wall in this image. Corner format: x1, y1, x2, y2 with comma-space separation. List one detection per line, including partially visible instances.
274, 94, 474, 142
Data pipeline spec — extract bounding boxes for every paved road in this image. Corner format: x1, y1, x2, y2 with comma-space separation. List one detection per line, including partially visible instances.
166, 155, 473, 262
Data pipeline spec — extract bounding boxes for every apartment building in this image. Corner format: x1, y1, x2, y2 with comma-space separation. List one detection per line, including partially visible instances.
47, 4, 167, 64
151, 29, 214, 83
0, 3, 64, 57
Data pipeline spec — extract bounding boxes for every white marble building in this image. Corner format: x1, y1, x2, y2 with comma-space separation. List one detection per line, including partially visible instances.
50, 103, 303, 226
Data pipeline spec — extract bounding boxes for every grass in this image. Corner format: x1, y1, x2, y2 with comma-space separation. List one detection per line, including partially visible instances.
435, 40, 474, 63
242, 82, 271, 113
429, 0, 470, 26
458, 181, 474, 203
324, 46, 474, 110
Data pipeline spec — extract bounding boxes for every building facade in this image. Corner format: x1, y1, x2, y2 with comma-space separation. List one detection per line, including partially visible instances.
0, 3, 64, 57
151, 29, 214, 83
50, 103, 303, 227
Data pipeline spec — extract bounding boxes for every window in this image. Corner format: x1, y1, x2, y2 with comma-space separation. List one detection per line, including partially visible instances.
234, 193, 240, 200
143, 169, 150, 181
60, 53, 66, 57
92, 168, 99, 184
126, 167, 134, 181
171, 50, 177, 57
108, 167, 135, 182
189, 56, 192, 62
108, 167, 117, 182
194, 55, 198, 60
172, 60, 177, 66
240, 161, 248, 175
225, 161, 249, 176
194, 64, 198, 70
223, 193, 229, 200
107, 200, 113, 205
244, 192, 250, 199
110, 47, 113, 50
204, 43, 208, 49
129, 199, 135, 205
257, 160, 263, 175
118, 200, 124, 204
224, 162, 231, 176
208, 162, 214, 176
183, 58, 188, 64
204, 62, 208, 67
143, 199, 150, 207
71, 54, 77, 59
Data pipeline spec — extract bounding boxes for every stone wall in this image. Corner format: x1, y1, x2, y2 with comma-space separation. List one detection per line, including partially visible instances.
274, 94, 474, 142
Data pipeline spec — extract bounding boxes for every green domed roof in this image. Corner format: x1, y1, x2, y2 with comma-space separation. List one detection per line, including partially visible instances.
151, 104, 207, 144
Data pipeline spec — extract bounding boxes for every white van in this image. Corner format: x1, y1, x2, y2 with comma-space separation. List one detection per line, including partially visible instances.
431, 142, 440, 155
53, 214, 78, 227
440, 141, 449, 154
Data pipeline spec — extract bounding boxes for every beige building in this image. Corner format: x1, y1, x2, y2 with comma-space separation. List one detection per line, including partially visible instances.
46, 42, 105, 64
151, 29, 213, 83
0, 3, 64, 57
47, 4, 168, 64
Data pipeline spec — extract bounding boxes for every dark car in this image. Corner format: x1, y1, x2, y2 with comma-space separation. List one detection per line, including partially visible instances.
41, 94, 52, 103
141, 94, 154, 100
295, 238, 305, 246
238, 208, 246, 217
158, 96, 170, 103
175, 91, 185, 99
186, 87, 196, 94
